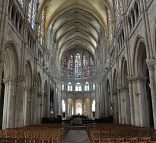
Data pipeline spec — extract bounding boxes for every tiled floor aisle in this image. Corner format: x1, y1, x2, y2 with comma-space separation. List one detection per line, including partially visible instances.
63, 130, 91, 143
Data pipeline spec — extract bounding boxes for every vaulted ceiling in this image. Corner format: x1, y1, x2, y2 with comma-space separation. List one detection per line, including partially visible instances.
39, 0, 113, 59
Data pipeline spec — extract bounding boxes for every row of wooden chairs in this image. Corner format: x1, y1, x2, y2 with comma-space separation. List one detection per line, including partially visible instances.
0, 124, 69, 143
87, 123, 156, 143
90, 131, 151, 143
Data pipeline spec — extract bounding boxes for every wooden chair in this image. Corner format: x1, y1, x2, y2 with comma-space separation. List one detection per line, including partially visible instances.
90, 130, 100, 143
101, 131, 110, 138
114, 137, 125, 143
24, 131, 35, 143
4, 130, 17, 143
149, 141, 156, 143
138, 137, 151, 143
126, 137, 138, 143
40, 131, 52, 143
53, 131, 61, 143
110, 131, 117, 138
101, 137, 114, 143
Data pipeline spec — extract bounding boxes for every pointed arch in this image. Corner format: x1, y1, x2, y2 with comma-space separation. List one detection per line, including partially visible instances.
2, 42, 19, 80
133, 39, 154, 127
120, 57, 131, 124
1, 42, 19, 129
132, 36, 149, 75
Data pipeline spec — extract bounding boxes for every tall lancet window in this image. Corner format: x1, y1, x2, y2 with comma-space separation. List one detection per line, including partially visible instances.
68, 55, 74, 79
38, 10, 46, 45
83, 55, 89, 79
62, 49, 95, 91
75, 53, 82, 79
89, 56, 94, 77
28, 0, 37, 29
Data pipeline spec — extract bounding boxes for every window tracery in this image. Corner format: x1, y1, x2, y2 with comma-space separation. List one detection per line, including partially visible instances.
62, 49, 95, 92
62, 50, 94, 81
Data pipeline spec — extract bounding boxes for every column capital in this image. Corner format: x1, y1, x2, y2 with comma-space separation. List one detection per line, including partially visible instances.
127, 76, 147, 82
146, 59, 156, 66
3, 78, 16, 85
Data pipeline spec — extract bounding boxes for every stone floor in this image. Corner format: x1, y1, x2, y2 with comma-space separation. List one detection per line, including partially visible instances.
63, 130, 91, 143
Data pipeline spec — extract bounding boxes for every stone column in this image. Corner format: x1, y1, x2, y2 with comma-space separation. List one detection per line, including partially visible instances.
124, 89, 131, 124
132, 80, 141, 126
120, 89, 126, 124
96, 101, 100, 118
95, 84, 100, 118
73, 100, 76, 115
0, 60, 4, 99
89, 92, 92, 118
15, 77, 26, 127
53, 85, 58, 117
47, 81, 51, 117
137, 78, 148, 127
31, 86, 37, 124
112, 91, 118, 123
104, 87, 109, 117
128, 80, 135, 125
2, 80, 16, 129
117, 88, 122, 124
148, 64, 156, 128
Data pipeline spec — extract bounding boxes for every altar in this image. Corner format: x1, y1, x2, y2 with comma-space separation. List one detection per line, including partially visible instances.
69, 115, 89, 126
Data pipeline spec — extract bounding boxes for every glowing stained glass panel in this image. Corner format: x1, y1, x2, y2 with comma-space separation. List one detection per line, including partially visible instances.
83, 55, 89, 79
28, 0, 37, 29
32, 0, 37, 29
75, 53, 81, 79
62, 51, 95, 80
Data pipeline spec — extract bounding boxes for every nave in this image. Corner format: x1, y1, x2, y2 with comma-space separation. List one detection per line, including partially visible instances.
63, 130, 90, 143
0, 123, 156, 143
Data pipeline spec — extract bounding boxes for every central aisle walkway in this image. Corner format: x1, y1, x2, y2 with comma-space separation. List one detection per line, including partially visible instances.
63, 130, 91, 143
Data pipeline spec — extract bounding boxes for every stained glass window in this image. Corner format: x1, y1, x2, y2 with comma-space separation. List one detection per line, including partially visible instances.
62, 51, 94, 81
68, 55, 74, 79
89, 56, 94, 77
28, 0, 37, 29
75, 53, 81, 79
83, 55, 89, 79
38, 9, 46, 44
28, 1, 33, 22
